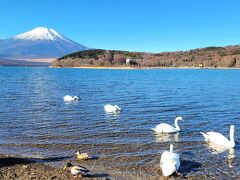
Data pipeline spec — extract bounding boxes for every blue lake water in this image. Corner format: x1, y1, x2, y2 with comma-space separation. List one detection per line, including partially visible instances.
0, 67, 239, 179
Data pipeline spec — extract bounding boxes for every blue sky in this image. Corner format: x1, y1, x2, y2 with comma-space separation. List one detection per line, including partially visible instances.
0, 0, 240, 52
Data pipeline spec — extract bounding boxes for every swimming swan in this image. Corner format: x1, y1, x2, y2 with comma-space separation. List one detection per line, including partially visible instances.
152, 116, 184, 133
104, 104, 121, 113
160, 144, 180, 177
201, 125, 235, 148
63, 95, 79, 102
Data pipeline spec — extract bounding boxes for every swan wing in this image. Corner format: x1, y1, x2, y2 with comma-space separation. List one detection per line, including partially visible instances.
171, 153, 180, 170
161, 163, 176, 176
63, 95, 72, 101
161, 159, 178, 176
155, 123, 177, 133
160, 151, 170, 164
104, 104, 112, 109
160, 151, 170, 170
206, 132, 230, 147
104, 104, 114, 112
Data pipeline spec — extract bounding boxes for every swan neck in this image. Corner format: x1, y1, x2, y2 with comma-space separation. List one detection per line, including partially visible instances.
170, 144, 173, 153
174, 118, 180, 131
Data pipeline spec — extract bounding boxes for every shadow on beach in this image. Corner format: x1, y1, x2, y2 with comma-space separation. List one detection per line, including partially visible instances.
0, 156, 32, 168
0, 154, 73, 168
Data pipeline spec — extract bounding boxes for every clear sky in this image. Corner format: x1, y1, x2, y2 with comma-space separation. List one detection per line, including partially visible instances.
0, 0, 240, 52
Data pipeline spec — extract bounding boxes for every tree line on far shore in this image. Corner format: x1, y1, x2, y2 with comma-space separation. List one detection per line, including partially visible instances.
51, 46, 240, 68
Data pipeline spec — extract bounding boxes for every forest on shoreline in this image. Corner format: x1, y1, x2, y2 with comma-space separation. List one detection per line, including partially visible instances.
51, 46, 240, 68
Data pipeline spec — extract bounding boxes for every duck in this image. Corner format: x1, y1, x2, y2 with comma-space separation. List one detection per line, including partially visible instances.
63, 162, 89, 177
76, 151, 93, 160
63, 95, 79, 102
104, 104, 121, 113
152, 116, 184, 133
201, 125, 235, 148
160, 144, 180, 177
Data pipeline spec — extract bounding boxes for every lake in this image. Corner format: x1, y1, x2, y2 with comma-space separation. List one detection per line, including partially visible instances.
0, 67, 239, 179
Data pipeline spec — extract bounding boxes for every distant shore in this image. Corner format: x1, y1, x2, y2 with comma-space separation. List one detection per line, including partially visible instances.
51, 48, 240, 69
50, 66, 240, 70
71, 66, 201, 70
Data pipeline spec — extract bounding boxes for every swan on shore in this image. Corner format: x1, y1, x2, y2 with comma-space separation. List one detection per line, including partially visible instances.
63, 95, 79, 102
104, 104, 121, 113
201, 125, 235, 148
160, 144, 180, 177
152, 116, 184, 133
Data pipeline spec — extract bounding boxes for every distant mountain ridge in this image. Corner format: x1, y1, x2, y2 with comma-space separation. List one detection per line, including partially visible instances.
0, 27, 89, 64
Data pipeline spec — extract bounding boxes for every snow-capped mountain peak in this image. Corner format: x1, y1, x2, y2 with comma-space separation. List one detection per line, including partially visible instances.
0, 27, 89, 60
14, 27, 68, 41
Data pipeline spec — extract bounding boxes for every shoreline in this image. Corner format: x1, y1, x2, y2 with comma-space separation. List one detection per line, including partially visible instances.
0, 152, 222, 179
2, 65, 240, 70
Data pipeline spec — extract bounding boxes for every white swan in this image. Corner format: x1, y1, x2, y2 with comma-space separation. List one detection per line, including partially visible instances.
201, 125, 235, 148
63, 95, 79, 102
160, 144, 180, 177
152, 116, 184, 133
104, 104, 121, 113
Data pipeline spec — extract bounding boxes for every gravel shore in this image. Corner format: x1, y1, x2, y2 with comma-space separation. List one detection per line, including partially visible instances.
0, 154, 110, 180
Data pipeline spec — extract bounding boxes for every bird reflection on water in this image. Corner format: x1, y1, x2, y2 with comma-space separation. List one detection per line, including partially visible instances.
227, 148, 235, 168
205, 142, 235, 168
154, 132, 180, 143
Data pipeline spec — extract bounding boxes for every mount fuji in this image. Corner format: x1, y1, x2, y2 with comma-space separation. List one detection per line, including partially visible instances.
0, 27, 89, 65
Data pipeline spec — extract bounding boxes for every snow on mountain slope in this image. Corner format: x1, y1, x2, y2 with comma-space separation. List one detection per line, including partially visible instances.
0, 27, 89, 60
14, 27, 71, 42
